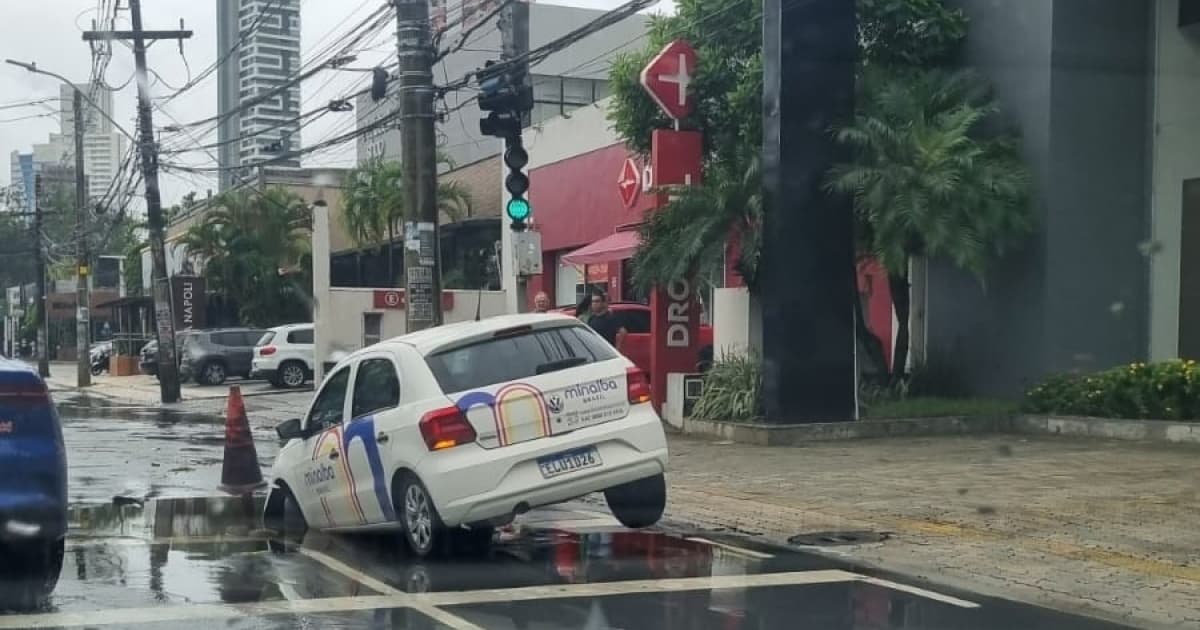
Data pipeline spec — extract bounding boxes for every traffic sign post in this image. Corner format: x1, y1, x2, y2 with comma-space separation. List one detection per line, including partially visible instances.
639, 40, 698, 122
634, 39, 706, 412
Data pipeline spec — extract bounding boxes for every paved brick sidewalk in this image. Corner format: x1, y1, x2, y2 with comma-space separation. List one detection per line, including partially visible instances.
663, 433, 1200, 629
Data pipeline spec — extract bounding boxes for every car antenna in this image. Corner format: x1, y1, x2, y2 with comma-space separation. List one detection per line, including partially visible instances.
474, 287, 483, 321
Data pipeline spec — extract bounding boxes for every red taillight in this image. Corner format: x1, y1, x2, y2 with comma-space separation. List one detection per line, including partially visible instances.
0, 381, 49, 403
626, 367, 651, 405
259, 346, 277, 356
419, 406, 477, 451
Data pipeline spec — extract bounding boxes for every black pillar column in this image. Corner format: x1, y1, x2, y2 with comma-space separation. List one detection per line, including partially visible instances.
759, 0, 857, 422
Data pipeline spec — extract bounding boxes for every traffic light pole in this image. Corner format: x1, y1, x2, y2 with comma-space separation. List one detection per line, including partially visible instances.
396, 0, 443, 331
500, 0, 531, 313
84, 0, 192, 403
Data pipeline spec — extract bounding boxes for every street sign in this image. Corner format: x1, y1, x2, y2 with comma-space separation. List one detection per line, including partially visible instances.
617, 157, 641, 208
639, 40, 698, 121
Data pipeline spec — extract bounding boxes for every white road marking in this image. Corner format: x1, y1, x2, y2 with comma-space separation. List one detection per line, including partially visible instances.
683, 536, 775, 560
0, 568, 977, 628
859, 576, 981, 609
296, 547, 404, 596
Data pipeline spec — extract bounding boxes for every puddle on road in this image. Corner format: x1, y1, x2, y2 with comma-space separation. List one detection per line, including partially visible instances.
0, 497, 1134, 629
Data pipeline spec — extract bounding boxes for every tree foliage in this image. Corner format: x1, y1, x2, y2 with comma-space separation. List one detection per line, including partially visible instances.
180, 188, 312, 327
610, 0, 979, 294
826, 67, 1032, 279
342, 156, 473, 248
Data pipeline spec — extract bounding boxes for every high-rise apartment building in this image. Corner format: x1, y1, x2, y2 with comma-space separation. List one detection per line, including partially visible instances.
217, 0, 302, 190
59, 83, 127, 202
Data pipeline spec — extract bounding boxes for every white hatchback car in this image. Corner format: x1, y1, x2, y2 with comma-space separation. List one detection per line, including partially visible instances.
263, 314, 669, 557
252, 323, 314, 389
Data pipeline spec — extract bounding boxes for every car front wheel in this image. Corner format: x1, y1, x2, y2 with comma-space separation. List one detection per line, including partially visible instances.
605, 473, 667, 529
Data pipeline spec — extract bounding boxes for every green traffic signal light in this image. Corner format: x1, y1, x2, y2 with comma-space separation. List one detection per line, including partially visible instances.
507, 198, 531, 221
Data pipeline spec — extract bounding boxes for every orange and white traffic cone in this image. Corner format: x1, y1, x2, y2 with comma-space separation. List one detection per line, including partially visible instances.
218, 385, 266, 495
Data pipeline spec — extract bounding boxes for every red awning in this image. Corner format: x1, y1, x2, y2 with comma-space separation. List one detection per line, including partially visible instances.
561, 230, 641, 266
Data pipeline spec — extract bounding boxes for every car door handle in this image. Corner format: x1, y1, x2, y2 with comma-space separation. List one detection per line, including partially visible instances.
328, 451, 339, 460
376, 433, 389, 444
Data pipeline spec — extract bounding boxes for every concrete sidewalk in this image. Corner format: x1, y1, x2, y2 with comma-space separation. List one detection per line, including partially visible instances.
663, 434, 1200, 629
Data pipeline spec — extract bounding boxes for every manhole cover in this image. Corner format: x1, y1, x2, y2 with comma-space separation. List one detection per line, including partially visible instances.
787, 530, 889, 546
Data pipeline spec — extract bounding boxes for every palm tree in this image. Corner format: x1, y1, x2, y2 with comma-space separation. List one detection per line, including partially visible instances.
826, 67, 1033, 380
630, 157, 762, 293
342, 156, 473, 286
181, 188, 312, 326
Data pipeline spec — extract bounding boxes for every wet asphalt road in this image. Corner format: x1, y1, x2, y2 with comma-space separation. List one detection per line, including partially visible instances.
3, 400, 1138, 629
56, 398, 282, 504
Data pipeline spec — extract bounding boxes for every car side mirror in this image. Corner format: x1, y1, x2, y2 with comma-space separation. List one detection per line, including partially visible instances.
276, 418, 305, 441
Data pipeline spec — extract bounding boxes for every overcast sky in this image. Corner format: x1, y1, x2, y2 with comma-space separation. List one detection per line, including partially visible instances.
0, 0, 654, 206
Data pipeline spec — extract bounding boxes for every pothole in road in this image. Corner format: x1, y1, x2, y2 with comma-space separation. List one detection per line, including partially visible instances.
787, 530, 890, 546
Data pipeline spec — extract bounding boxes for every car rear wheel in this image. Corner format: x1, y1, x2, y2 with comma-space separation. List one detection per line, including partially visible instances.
396, 475, 445, 558
278, 361, 307, 389
200, 361, 227, 386
605, 473, 667, 529
0, 537, 64, 611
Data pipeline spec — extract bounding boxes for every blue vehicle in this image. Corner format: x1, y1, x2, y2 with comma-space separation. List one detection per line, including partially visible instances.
0, 358, 66, 610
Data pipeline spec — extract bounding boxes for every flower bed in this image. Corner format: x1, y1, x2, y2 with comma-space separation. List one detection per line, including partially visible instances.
1024, 360, 1200, 421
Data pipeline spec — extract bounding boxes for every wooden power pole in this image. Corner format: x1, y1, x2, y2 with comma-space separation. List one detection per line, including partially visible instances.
83, 0, 192, 403
72, 88, 91, 387
395, 0, 443, 331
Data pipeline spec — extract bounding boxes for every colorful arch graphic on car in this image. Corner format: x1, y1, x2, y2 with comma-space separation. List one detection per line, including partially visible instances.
310, 426, 366, 525
455, 383, 551, 447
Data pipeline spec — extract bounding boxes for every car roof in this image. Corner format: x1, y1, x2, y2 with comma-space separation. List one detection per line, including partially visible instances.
0, 356, 42, 387
379, 313, 579, 355
269, 322, 313, 332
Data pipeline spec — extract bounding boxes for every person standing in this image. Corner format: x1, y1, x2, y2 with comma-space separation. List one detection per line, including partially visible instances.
587, 292, 627, 347
533, 291, 551, 313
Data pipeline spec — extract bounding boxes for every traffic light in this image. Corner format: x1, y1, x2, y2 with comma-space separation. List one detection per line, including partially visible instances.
478, 59, 534, 231
505, 140, 531, 231
477, 61, 531, 140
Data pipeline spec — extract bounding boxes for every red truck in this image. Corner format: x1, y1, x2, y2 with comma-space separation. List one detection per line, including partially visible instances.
557, 301, 714, 376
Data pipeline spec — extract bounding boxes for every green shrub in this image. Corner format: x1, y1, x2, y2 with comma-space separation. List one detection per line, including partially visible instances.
692, 351, 763, 422
1023, 360, 1200, 420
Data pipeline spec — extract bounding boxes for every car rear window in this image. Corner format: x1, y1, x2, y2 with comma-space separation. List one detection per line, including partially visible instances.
287, 328, 314, 344
426, 325, 618, 394
257, 332, 276, 346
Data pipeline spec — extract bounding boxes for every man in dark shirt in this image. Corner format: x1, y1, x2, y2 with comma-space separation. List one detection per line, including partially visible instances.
587, 292, 627, 346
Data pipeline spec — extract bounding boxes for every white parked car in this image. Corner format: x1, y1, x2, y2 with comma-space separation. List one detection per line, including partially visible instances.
262, 313, 669, 557
252, 323, 314, 389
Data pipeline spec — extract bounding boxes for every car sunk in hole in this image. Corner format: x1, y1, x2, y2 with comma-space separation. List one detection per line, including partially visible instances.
263, 313, 669, 558
0, 357, 67, 610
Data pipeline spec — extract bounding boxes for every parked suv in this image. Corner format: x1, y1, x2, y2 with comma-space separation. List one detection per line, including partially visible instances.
179, 328, 268, 386
140, 332, 195, 378
252, 323, 314, 389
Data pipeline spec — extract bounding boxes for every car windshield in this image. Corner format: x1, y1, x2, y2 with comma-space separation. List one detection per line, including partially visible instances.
257, 331, 276, 346
427, 325, 617, 393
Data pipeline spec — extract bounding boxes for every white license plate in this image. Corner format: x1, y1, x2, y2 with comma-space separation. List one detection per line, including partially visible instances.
537, 446, 602, 479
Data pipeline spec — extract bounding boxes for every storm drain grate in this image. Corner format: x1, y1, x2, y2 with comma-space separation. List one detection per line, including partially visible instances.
787, 530, 889, 546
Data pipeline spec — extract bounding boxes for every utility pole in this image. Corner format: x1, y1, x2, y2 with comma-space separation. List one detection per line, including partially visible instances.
499, 0, 532, 314
72, 88, 91, 387
396, 0, 443, 331
84, 0, 192, 403
32, 175, 49, 378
